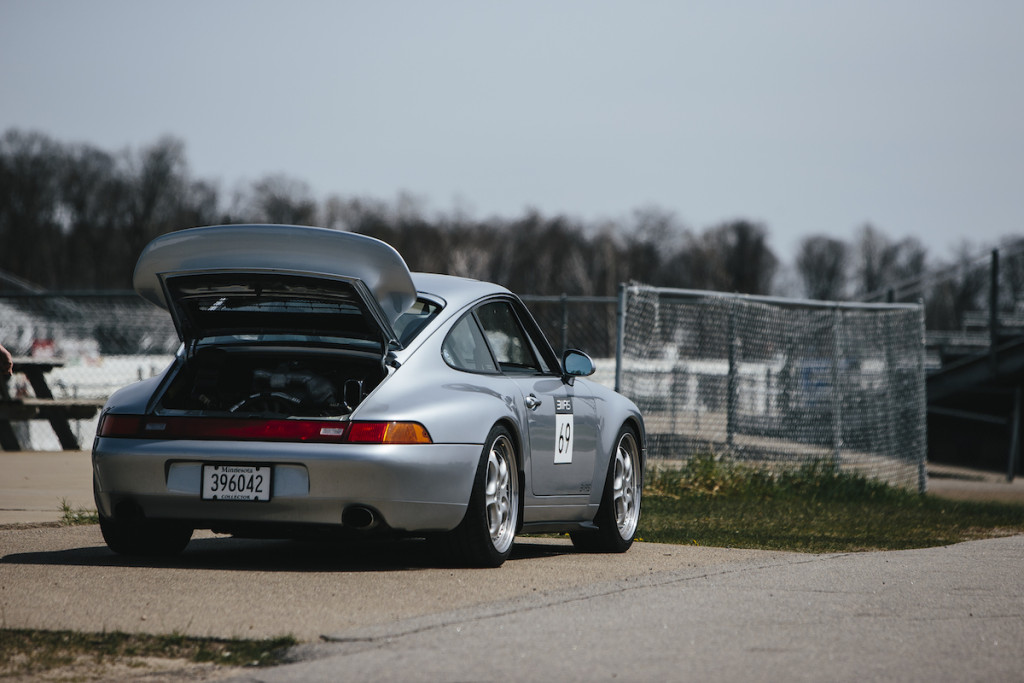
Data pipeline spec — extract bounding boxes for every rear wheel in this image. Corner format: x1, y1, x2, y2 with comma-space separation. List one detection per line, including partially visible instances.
99, 515, 193, 557
443, 425, 520, 567
571, 426, 642, 553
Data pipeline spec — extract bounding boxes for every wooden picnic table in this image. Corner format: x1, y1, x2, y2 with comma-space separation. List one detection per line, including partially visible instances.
0, 358, 105, 451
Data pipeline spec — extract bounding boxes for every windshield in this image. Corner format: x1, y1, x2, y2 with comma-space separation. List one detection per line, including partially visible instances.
196, 298, 442, 350
167, 273, 379, 340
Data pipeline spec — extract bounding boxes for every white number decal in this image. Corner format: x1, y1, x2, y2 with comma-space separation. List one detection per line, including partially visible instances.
555, 414, 573, 464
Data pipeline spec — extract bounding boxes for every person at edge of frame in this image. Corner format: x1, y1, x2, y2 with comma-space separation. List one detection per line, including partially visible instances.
1, 342, 12, 377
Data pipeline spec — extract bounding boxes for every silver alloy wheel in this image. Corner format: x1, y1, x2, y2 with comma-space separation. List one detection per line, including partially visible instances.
612, 431, 641, 540
485, 434, 518, 553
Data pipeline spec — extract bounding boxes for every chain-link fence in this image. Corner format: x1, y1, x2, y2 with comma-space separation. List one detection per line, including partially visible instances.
1, 292, 177, 450
620, 285, 926, 491
2, 287, 928, 492
519, 294, 619, 388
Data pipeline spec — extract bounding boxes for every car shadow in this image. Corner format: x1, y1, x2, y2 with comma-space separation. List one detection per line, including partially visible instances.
0, 534, 579, 572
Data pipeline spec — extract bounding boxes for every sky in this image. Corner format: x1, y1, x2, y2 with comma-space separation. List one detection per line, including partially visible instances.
2, 0, 1023, 262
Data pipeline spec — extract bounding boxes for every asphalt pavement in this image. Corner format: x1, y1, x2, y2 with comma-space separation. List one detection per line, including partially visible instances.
0, 450, 93, 524
2, 525, 1022, 682
246, 535, 1024, 683
2, 452, 1024, 681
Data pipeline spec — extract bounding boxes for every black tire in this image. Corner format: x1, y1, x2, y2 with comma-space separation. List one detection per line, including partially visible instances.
99, 514, 193, 557
570, 426, 642, 553
443, 425, 520, 568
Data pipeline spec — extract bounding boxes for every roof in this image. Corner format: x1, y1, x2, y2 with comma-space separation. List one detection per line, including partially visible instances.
412, 272, 512, 310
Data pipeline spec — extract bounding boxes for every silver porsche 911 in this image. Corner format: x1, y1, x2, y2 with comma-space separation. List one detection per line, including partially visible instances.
92, 224, 645, 567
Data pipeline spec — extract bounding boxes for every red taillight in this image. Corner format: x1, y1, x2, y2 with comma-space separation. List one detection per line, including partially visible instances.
99, 415, 351, 443
98, 415, 431, 444
98, 414, 144, 437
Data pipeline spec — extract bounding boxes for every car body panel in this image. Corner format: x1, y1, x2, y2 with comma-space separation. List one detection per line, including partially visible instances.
93, 225, 646, 549
507, 376, 601, 497
93, 437, 480, 531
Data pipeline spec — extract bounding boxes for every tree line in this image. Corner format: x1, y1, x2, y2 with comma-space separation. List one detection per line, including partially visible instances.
1, 129, 1020, 329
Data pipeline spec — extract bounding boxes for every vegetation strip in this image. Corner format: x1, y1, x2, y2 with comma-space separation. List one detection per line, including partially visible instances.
640, 454, 1024, 552
0, 629, 296, 678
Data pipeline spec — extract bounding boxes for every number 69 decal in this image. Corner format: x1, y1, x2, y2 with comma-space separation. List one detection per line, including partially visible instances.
554, 397, 573, 464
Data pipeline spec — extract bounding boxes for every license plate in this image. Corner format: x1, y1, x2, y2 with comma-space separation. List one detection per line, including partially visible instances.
201, 464, 272, 502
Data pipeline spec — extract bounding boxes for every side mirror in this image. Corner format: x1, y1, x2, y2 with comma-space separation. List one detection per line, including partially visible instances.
561, 349, 595, 384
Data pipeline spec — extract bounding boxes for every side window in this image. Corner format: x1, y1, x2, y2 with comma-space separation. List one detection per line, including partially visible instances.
441, 314, 497, 373
475, 301, 541, 374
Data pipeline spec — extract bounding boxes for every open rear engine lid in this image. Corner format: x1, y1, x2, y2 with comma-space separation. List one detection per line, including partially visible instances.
133, 225, 417, 348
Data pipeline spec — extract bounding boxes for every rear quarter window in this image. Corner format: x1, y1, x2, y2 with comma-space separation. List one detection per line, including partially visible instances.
441, 315, 498, 373
395, 299, 442, 345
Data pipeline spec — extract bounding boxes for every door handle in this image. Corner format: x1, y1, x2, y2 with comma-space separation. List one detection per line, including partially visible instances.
525, 394, 542, 410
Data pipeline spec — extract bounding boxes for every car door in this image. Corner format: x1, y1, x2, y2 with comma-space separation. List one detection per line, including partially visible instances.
473, 300, 598, 497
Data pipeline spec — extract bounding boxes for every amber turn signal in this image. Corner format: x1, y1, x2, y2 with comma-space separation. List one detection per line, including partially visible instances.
346, 421, 433, 444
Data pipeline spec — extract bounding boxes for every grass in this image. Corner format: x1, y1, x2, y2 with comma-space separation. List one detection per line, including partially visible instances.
639, 452, 1024, 552
59, 498, 99, 526
0, 629, 296, 679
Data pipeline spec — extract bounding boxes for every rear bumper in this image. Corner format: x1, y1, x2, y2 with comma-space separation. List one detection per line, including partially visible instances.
92, 437, 481, 532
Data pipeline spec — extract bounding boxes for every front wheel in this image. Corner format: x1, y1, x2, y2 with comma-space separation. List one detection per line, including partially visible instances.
571, 426, 642, 553
443, 425, 520, 567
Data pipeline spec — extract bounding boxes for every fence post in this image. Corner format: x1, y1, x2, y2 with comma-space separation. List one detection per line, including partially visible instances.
726, 299, 737, 449
883, 312, 897, 474
831, 307, 844, 472
916, 300, 928, 494
990, 248, 1000, 374
1008, 385, 1021, 483
615, 283, 626, 394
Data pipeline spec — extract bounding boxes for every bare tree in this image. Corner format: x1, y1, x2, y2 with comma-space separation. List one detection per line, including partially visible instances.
616, 207, 691, 290
243, 175, 318, 226
60, 143, 130, 287
0, 130, 65, 288
796, 234, 849, 301
998, 234, 1024, 306
923, 243, 990, 330
0, 128, 800, 298
1, 131, 225, 289
682, 220, 778, 294
854, 223, 927, 298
